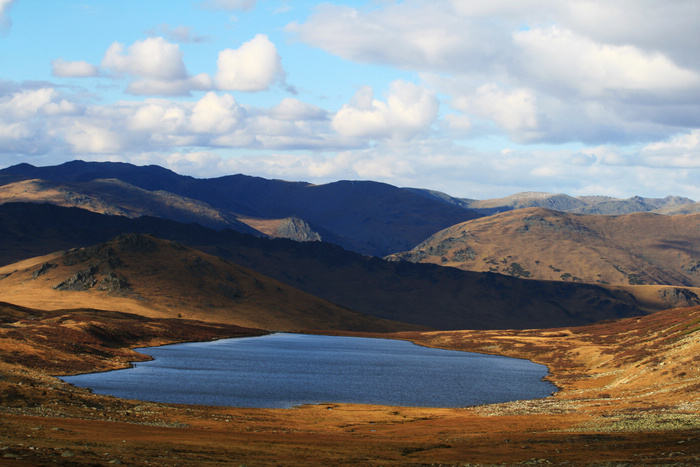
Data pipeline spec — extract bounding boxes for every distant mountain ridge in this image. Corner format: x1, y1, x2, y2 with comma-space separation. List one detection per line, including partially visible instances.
407, 188, 695, 215
0, 161, 480, 257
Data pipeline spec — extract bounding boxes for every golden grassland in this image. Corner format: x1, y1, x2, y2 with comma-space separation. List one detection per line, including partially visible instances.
0, 301, 699, 465
389, 207, 700, 288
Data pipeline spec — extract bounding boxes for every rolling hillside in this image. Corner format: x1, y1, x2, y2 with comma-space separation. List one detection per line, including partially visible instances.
0, 233, 414, 333
388, 207, 700, 287
2, 203, 691, 330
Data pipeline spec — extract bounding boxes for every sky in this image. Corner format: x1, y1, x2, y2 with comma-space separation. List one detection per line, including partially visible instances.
0, 0, 699, 200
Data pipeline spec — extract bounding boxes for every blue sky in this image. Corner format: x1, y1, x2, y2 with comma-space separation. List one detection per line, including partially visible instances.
1, 0, 699, 199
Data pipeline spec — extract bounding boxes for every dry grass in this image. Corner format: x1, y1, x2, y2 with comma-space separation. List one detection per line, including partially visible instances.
1, 301, 699, 465
390, 207, 700, 289
0, 234, 418, 333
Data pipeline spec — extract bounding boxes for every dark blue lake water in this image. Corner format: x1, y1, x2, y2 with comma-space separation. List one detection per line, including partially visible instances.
61, 333, 557, 408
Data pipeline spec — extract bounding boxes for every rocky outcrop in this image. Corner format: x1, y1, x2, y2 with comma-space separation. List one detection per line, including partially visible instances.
97, 272, 137, 297
658, 287, 700, 307
274, 217, 321, 242
53, 266, 98, 291
32, 263, 57, 279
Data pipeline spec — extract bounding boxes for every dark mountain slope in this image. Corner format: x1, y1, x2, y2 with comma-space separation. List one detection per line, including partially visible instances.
0, 203, 671, 330
0, 178, 261, 234
0, 162, 481, 256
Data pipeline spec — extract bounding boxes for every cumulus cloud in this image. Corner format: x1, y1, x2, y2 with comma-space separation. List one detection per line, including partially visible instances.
0, 87, 80, 119
451, 84, 540, 140
270, 98, 327, 121
332, 81, 438, 139
102, 37, 188, 80
190, 92, 245, 134
215, 34, 285, 92
289, 0, 700, 145
100, 37, 213, 96
51, 59, 100, 78
513, 26, 700, 99
126, 73, 213, 96
0, 86, 82, 155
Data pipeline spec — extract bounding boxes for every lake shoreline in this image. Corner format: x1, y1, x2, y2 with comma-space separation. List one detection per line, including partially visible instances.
1, 308, 699, 464
61, 332, 556, 409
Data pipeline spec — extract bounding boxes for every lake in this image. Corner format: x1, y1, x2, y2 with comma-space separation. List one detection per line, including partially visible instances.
61, 333, 557, 408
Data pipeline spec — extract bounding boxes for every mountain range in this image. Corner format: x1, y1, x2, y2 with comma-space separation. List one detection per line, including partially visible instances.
2, 160, 700, 331
0, 161, 479, 257
408, 188, 696, 215
2, 160, 699, 465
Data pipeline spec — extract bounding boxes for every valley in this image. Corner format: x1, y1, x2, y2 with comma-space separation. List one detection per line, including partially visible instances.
1, 161, 699, 464
0, 302, 698, 465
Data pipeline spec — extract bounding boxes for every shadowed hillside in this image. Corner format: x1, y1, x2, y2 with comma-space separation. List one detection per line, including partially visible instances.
389, 207, 700, 287
0, 178, 261, 235
0, 233, 415, 333
0, 161, 480, 256
1, 203, 682, 330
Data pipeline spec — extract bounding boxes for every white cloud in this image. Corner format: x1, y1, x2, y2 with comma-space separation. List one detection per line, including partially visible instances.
513, 26, 700, 99
64, 122, 124, 154
102, 37, 188, 80
560, 0, 700, 69
442, 114, 472, 133
126, 73, 213, 96
0, 87, 80, 119
288, 0, 700, 145
270, 98, 327, 121
190, 91, 245, 133
127, 100, 187, 133
51, 59, 100, 78
215, 34, 285, 92
454, 84, 540, 137
100, 37, 213, 96
332, 81, 438, 139
636, 130, 700, 168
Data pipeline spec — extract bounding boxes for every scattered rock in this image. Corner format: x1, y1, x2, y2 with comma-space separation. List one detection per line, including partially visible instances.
53, 265, 98, 291
97, 272, 135, 296
32, 262, 57, 279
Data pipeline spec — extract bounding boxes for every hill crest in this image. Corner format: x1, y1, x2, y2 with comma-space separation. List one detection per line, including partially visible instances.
388, 207, 700, 287
0, 233, 416, 333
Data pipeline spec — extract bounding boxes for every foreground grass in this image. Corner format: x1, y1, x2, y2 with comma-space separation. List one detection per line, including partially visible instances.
1, 302, 699, 465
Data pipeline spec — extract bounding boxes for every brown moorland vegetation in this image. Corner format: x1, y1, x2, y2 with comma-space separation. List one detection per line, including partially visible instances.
0, 233, 417, 333
0, 301, 699, 465
389, 207, 700, 287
